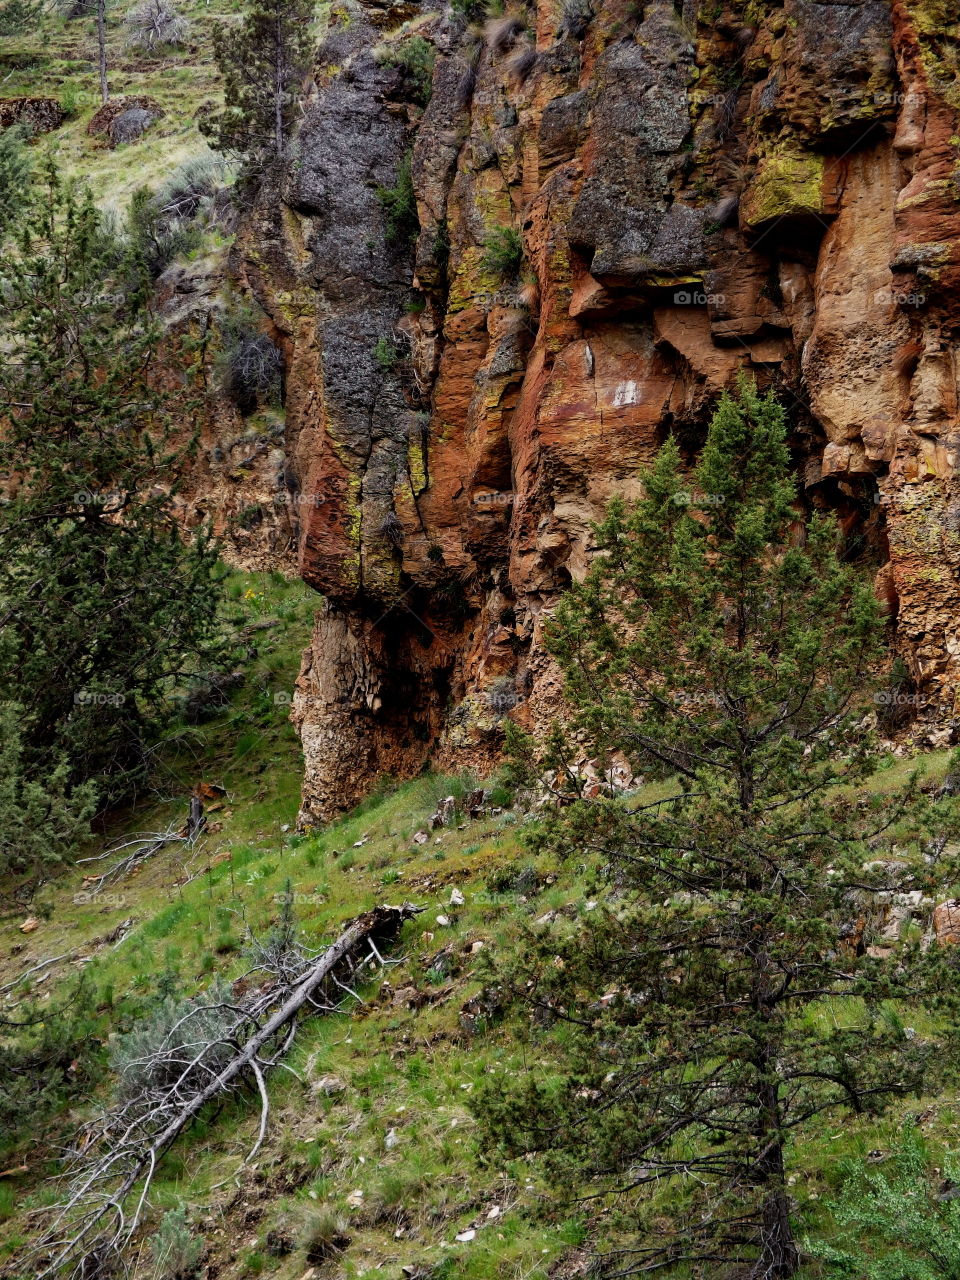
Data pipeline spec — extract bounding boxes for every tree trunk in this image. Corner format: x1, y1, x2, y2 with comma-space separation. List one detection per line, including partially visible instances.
749, 1070, 799, 1278
37, 905, 419, 1280
753, 1183, 799, 1279
96, 0, 109, 103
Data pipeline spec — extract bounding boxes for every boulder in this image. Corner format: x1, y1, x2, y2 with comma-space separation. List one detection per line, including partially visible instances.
0, 97, 64, 135
87, 95, 164, 147
934, 900, 960, 945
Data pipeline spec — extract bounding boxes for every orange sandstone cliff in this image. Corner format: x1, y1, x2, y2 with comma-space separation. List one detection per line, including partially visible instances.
206, 0, 960, 820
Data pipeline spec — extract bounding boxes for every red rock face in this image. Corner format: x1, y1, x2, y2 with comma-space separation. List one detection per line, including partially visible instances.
224, 0, 960, 821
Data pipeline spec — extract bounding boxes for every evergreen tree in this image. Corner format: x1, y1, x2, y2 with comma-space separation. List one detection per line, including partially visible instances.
203, 0, 315, 171
0, 0, 43, 38
0, 126, 31, 242
0, 162, 223, 822
476, 377, 960, 1277
0, 703, 96, 887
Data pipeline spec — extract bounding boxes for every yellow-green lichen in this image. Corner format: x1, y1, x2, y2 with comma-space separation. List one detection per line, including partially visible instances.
740, 146, 825, 230
408, 430, 428, 496
901, 0, 960, 110
447, 245, 506, 314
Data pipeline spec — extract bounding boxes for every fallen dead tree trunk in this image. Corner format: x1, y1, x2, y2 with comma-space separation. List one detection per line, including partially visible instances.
34, 903, 420, 1279
75, 824, 196, 894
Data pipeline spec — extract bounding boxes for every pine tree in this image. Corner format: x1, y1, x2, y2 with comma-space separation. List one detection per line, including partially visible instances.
203, 0, 315, 171
476, 376, 960, 1277
0, 0, 43, 37
0, 161, 224, 816
0, 126, 31, 242
0, 703, 96, 887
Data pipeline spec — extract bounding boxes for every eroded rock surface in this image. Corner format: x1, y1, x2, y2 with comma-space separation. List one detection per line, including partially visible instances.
221, 0, 960, 821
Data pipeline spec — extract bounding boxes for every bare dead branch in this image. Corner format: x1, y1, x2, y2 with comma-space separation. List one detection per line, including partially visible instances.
32, 903, 420, 1279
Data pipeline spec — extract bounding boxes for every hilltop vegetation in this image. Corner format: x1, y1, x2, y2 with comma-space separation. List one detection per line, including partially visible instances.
0, 0, 232, 204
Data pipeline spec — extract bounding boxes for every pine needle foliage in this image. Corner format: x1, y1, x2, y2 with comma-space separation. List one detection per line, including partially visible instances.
0, 161, 224, 818
476, 376, 960, 1278
203, 0, 316, 173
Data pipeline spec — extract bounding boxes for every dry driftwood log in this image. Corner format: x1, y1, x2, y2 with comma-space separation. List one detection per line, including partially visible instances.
34, 903, 419, 1279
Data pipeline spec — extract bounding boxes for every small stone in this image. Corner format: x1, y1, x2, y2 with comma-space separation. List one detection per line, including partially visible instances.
312, 1074, 346, 1096
487, 1205, 501, 1219
19, 917, 39, 934
436, 914, 451, 927
346, 1189, 364, 1208
470, 940, 485, 953
450, 888, 465, 906
455, 1229, 476, 1242
412, 830, 429, 845
934, 900, 960, 944
385, 1127, 399, 1150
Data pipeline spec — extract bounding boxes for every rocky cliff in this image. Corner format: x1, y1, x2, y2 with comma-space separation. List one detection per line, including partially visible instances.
225, 0, 960, 822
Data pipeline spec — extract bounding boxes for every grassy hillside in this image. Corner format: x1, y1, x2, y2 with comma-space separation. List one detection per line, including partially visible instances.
1, 572, 958, 1279
0, 0, 242, 210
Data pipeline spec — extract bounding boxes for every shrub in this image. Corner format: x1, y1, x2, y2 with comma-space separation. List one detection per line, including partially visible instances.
215, 300, 283, 414
506, 43, 537, 83
374, 336, 398, 371
124, 0, 189, 49
485, 13, 523, 52
126, 154, 226, 280
805, 1126, 960, 1277
149, 1206, 203, 1280
0, 702, 97, 889
376, 35, 436, 105
155, 153, 228, 220
0, 126, 31, 244
127, 185, 203, 279
379, 510, 404, 547
376, 150, 418, 247
558, 0, 592, 38
451, 0, 486, 20
0, 0, 41, 34
0, 982, 103, 1154
454, 61, 476, 109
481, 225, 523, 279
112, 984, 238, 1106
301, 1208, 350, 1262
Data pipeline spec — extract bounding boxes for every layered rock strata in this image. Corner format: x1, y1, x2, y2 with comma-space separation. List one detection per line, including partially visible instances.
222, 0, 960, 820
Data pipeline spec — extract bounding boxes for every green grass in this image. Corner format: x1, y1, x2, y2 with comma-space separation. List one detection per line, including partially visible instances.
0, 570, 958, 1277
